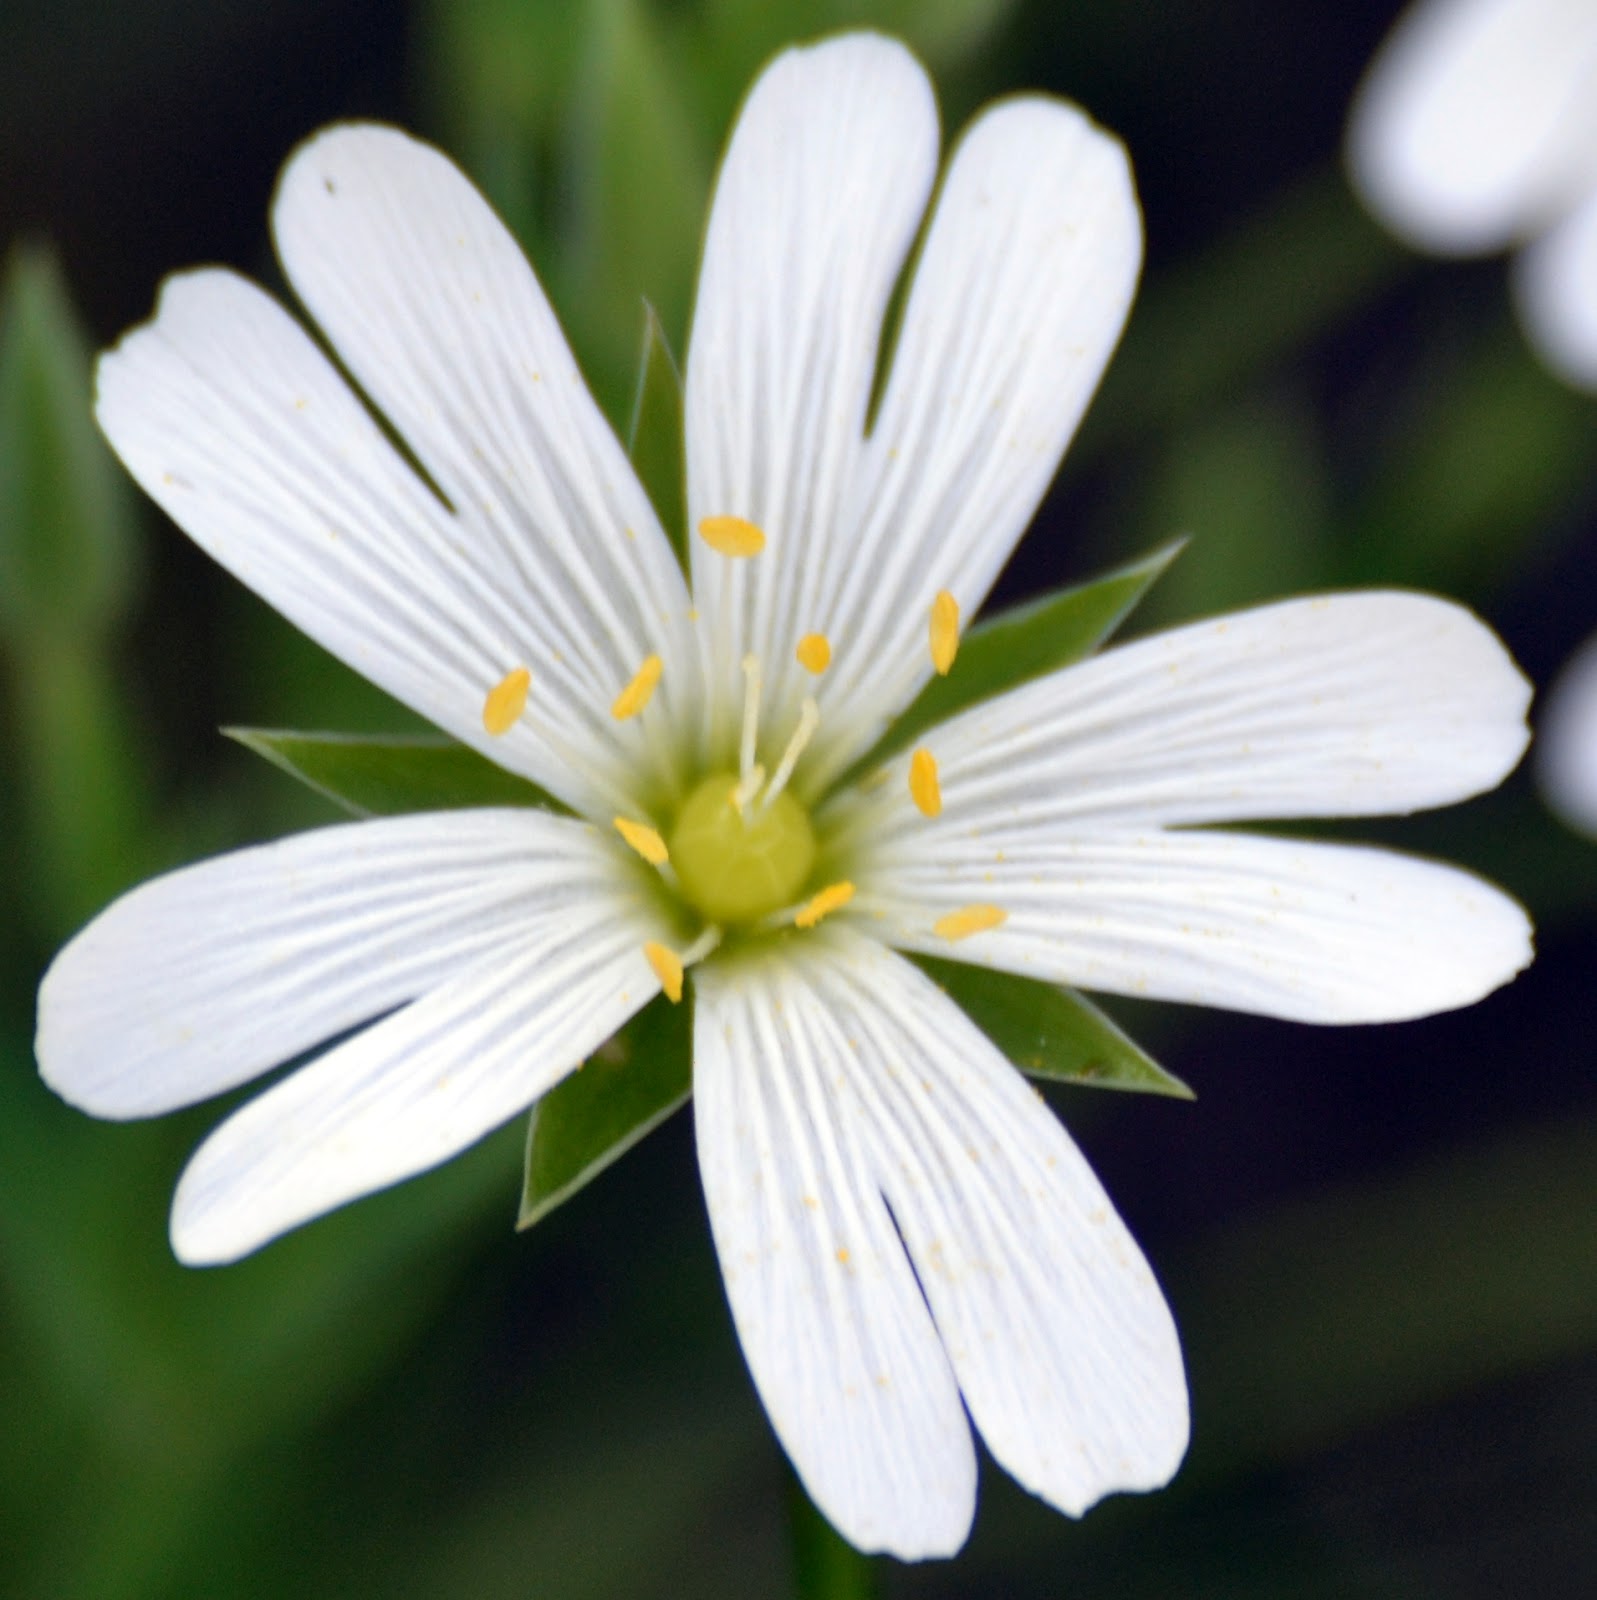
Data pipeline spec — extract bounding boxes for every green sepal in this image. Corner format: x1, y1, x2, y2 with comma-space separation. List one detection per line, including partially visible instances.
846, 538, 1185, 778
225, 728, 567, 818
911, 954, 1193, 1099
626, 302, 688, 572
0, 244, 138, 638
519, 990, 693, 1230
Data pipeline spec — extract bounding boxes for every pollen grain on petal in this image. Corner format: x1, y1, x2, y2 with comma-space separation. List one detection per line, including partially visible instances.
611, 654, 663, 720
909, 748, 942, 818
643, 941, 684, 1003
482, 666, 530, 735
698, 514, 767, 557
934, 904, 1007, 941
930, 590, 960, 676
795, 881, 855, 929
614, 816, 669, 866
796, 633, 832, 674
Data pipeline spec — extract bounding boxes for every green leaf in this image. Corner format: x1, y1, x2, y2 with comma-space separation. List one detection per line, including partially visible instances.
0, 243, 138, 638
847, 538, 1184, 778
911, 954, 1193, 1099
627, 302, 688, 570
225, 728, 566, 818
519, 991, 693, 1229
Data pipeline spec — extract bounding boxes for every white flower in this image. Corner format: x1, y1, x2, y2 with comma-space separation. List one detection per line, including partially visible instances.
1538, 632, 1597, 831
37, 33, 1533, 1559
1347, 0, 1597, 388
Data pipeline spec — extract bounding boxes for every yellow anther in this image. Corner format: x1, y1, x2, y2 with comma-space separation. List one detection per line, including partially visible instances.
930, 590, 960, 676
643, 941, 684, 1004
699, 515, 767, 557
795, 881, 855, 929
614, 817, 669, 866
933, 904, 1007, 941
909, 748, 942, 818
796, 633, 832, 674
611, 654, 662, 720
482, 666, 530, 735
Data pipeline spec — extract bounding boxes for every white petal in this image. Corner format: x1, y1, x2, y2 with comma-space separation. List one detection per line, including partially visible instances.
859, 830, 1532, 1024
273, 125, 704, 784
1348, 0, 1597, 253
37, 809, 644, 1117
684, 34, 939, 763
686, 36, 1140, 787
98, 207, 692, 818
839, 594, 1529, 847
1537, 630, 1597, 833
172, 897, 664, 1265
810, 97, 1140, 784
693, 950, 975, 1559
1515, 180, 1597, 389
800, 931, 1188, 1517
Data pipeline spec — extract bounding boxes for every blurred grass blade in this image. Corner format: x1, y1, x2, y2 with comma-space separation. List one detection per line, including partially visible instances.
226, 727, 566, 817
0, 245, 150, 935
701, 0, 1019, 75
912, 955, 1193, 1098
520, 992, 692, 1229
847, 538, 1183, 778
426, 0, 587, 241
0, 244, 137, 637
558, 0, 708, 425
788, 1467, 877, 1600
627, 302, 688, 570
11, 635, 152, 934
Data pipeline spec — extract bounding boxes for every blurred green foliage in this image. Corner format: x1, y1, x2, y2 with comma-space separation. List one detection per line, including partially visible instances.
2, 0, 1595, 1596
0, 247, 151, 941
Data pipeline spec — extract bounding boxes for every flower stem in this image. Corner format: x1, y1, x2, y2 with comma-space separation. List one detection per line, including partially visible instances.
787, 1470, 877, 1600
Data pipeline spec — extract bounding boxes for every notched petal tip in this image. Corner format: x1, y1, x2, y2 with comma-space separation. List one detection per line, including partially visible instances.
93, 266, 245, 428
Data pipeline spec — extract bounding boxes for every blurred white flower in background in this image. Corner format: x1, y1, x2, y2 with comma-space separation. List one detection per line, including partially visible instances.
1348, 0, 1597, 388
1539, 632, 1597, 831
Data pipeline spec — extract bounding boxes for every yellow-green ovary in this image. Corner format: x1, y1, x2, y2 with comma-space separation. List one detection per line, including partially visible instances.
669, 773, 816, 925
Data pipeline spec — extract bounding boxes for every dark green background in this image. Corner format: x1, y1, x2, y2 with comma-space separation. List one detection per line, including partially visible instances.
3, 2, 1594, 1595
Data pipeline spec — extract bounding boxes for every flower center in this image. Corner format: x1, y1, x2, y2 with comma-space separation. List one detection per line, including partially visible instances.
669, 772, 817, 925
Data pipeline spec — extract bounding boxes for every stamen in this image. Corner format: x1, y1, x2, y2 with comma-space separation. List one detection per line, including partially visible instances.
482, 666, 530, 735
682, 926, 722, 966
929, 590, 960, 676
614, 816, 669, 866
909, 748, 942, 818
699, 515, 767, 557
934, 904, 1008, 941
762, 697, 819, 807
796, 633, 832, 674
740, 653, 762, 782
794, 881, 855, 929
643, 941, 685, 1004
730, 763, 766, 814
644, 926, 723, 1003
611, 654, 662, 720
